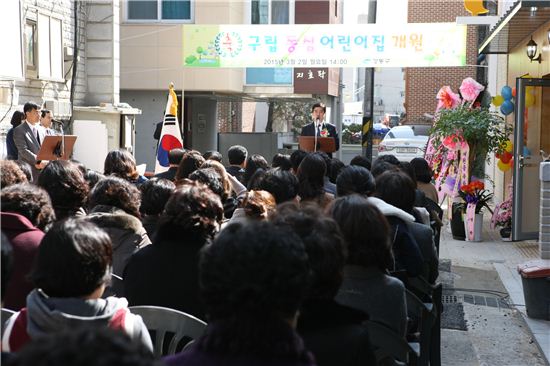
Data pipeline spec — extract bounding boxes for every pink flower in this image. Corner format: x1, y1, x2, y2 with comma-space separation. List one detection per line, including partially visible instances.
446, 150, 456, 160
459, 77, 485, 103
442, 135, 457, 149
436, 86, 461, 111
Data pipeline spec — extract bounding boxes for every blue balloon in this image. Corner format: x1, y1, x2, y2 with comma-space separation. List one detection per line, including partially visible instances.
501, 86, 513, 100
500, 100, 514, 115
523, 146, 531, 157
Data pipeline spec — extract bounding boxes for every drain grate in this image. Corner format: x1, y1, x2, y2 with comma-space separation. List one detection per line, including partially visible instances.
441, 291, 509, 309
461, 293, 509, 309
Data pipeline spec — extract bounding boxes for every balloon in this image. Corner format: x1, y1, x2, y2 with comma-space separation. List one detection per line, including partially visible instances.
509, 157, 514, 167
495, 152, 501, 159
523, 146, 531, 157
512, 87, 516, 98
500, 100, 514, 115
504, 140, 513, 153
492, 95, 504, 106
500, 151, 512, 164
501, 86, 513, 100
525, 92, 535, 108
498, 160, 511, 172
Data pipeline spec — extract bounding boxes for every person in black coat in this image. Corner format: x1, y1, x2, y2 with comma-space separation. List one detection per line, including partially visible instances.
123, 181, 224, 320
300, 103, 339, 156
375, 171, 438, 283
6, 111, 25, 160
272, 202, 377, 366
225, 145, 247, 183
154, 148, 185, 182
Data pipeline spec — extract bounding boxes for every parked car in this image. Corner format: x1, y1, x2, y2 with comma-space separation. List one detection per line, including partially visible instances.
378, 125, 429, 162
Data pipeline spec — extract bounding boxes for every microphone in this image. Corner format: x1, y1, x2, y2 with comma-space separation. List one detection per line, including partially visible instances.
52, 119, 64, 126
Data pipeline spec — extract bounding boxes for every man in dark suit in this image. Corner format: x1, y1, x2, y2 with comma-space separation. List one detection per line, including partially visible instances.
300, 102, 339, 157
225, 145, 247, 183
39, 109, 60, 136
154, 148, 184, 181
13, 102, 48, 182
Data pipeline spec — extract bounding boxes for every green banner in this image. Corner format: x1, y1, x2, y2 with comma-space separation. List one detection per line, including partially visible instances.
183, 23, 467, 68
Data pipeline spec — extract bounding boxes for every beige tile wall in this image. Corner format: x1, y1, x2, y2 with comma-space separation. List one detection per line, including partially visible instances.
120, 1, 245, 91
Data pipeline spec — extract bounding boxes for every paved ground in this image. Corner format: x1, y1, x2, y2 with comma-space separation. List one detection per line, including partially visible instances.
439, 218, 549, 366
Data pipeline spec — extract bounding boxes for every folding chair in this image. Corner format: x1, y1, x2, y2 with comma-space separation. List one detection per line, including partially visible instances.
365, 319, 419, 365
406, 289, 436, 366
1, 308, 16, 335
129, 305, 207, 357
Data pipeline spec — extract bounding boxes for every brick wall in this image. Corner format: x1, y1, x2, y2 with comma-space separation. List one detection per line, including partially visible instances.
405, 0, 478, 123
217, 101, 242, 133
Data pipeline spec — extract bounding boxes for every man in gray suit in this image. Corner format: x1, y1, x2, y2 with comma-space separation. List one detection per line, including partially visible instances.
13, 102, 49, 182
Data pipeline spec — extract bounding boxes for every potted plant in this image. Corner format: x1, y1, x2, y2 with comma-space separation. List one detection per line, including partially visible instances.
456, 181, 493, 241
426, 77, 512, 240
491, 184, 513, 240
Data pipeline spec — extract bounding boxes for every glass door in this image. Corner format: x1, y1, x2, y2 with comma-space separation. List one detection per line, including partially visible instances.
512, 77, 550, 241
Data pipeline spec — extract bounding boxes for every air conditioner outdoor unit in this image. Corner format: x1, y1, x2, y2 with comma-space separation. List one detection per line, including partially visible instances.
43, 100, 72, 118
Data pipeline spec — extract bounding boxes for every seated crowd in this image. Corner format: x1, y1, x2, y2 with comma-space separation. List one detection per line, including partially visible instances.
1, 144, 441, 366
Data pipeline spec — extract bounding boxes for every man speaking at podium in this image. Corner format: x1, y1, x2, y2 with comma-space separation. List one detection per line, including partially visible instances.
300, 102, 339, 157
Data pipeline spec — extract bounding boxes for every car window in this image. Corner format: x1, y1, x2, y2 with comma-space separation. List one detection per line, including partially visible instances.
409, 125, 431, 136
388, 127, 415, 139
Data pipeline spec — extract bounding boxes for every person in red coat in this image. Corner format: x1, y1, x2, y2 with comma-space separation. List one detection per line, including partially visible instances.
1, 184, 55, 310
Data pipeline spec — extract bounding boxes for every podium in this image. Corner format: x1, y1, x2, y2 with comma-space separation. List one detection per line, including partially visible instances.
298, 136, 336, 154
37, 135, 77, 161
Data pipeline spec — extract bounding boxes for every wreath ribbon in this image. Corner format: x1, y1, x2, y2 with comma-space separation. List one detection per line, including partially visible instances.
465, 202, 477, 241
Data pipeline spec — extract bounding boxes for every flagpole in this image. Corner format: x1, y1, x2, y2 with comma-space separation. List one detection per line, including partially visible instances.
180, 77, 184, 150
154, 82, 184, 174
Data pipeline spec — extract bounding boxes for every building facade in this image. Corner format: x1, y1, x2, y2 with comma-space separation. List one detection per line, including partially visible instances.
1, 0, 133, 170
404, 0, 480, 123
120, 0, 341, 170
0, 0, 88, 133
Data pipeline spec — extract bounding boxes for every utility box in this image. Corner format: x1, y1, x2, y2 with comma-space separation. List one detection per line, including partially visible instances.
517, 260, 550, 320
72, 104, 141, 171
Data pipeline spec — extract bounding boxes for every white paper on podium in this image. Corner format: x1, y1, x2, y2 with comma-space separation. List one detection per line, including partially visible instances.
72, 120, 109, 173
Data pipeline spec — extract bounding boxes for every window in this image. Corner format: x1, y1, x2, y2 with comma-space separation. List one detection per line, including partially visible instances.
251, 0, 291, 24
246, 67, 292, 85
25, 20, 37, 70
127, 0, 193, 22
37, 14, 63, 80
247, 0, 293, 86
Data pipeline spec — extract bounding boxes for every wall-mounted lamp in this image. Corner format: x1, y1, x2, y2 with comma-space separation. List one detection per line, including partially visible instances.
526, 37, 542, 63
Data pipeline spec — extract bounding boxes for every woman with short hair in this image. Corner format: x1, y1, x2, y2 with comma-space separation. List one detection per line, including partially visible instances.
124, 181, 224, 320
86, 177, 151, 295
164, 221, 315, 366
297, 153, 333, 208
2, 219, 153, 352
1, 184, 55, 310
104, 149, 147, 185
329, 195, 408, 337
37, 160, 89, 220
